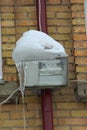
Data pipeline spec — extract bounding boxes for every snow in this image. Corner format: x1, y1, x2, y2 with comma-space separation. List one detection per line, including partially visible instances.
12, 30, 67, 63
12, 30, 68, 92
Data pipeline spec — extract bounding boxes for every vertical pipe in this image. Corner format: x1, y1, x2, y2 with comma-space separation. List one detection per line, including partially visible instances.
36, 0, 47, 33
41, 89, 54, 130
36, 0, 54, 130
84, 0, 87, 35
0, 17, 2, 79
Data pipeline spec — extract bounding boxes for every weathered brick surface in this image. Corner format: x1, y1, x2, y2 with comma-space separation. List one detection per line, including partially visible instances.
71, 0, 87, 82
71, 0, 83, 4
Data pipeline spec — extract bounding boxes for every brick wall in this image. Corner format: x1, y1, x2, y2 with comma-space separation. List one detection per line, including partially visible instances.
0, 0, 87, 130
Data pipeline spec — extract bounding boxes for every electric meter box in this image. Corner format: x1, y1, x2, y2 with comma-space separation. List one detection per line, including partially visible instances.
75, 82, 87, 102
23, 53, 68, 88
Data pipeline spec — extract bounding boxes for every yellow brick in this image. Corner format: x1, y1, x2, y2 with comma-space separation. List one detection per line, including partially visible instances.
48, 26, 56, 33
75, 50, 87, 56
68, 71, 76, 79
3, 66, 17, 73
53, 94, 75, 102
0, 0, 14, 5
77, 73, 87, 80
72, 19, 84, 25
54, 126, 70, 130
15, 13, 28, 20
57, 103, 84, 109
1, 104, 23, 112
2, 44, 15, 51
71, 110, 87, 117
62, 0, 70, 4
0, 113, 9, 119
64, 42, 73, 48
73, 26, 85, 33
59, 118, 87, 125
47, 5, 69, 12
0, 128, 10, 130
73, 34, 86, 41
56, 12, 71, 19
27, 118, 42, 127
2, 28, 15, 35
10, 111, 40, 119
2, 51, 12, 58
15, 0, 34, 5
50, 34, 71, 41
29, 12, 37, 19
57, 26, 71, 33
2, 36, 16, 42
19, 96, 41, 104
15, 6, 36, 13
3, 74, 18, 81
72, 126, 87, 130
0, 120, 24, 127
29, 26, 37, 30
12, 128, 41, 130
47, 12, 55, 18
15, 20, 37, 26
15, 27, 28, 34
16, 34, 23, 40
6, 58, 15, 65
71, 0, 83, 3
71, 5, 84, 11
72, 11, 84, 18
27, 103, 41, 111
1, 6, 14, 12
1, 13, 15, 20
74, 41, 87, 48
65, 48, 72, 55
53, 118, 58, 125
53, 110, 70, 117
76, 66, 87, 72
75, 57, 87, 65
47, 0, 61, 4
48, 19, 70, 26
59, 87, 74, 95
2, 20, 14, 27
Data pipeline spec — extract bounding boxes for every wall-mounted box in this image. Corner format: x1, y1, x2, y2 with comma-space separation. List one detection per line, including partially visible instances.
76, 82, 87, 102
21, 53, 68, 89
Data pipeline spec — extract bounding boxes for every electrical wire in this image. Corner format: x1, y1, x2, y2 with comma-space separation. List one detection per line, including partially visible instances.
69, 80, 87, 83
0, 79, 87, 106
38, 0, 42, 31
0, 87, 20, 106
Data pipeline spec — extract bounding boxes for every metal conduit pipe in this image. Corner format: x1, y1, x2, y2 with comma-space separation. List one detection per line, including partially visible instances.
36, 0, 54, 130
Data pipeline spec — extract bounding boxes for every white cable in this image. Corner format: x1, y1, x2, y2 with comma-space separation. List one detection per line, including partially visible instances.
0, 78, 87, 106
0, 87, 20, 106
69, 80, 87, 83
38, 0, 42, 31
22, 94, 26, 130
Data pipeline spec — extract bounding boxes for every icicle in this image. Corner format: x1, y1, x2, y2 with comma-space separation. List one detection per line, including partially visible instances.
22, 93, 26, 130
16, 62, 25, 95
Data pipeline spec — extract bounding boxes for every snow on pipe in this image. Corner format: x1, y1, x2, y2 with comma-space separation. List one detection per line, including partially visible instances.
84, 0, 87, 35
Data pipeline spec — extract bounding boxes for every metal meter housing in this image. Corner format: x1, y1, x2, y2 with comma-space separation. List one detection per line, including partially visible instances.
22, 53, 68, 88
